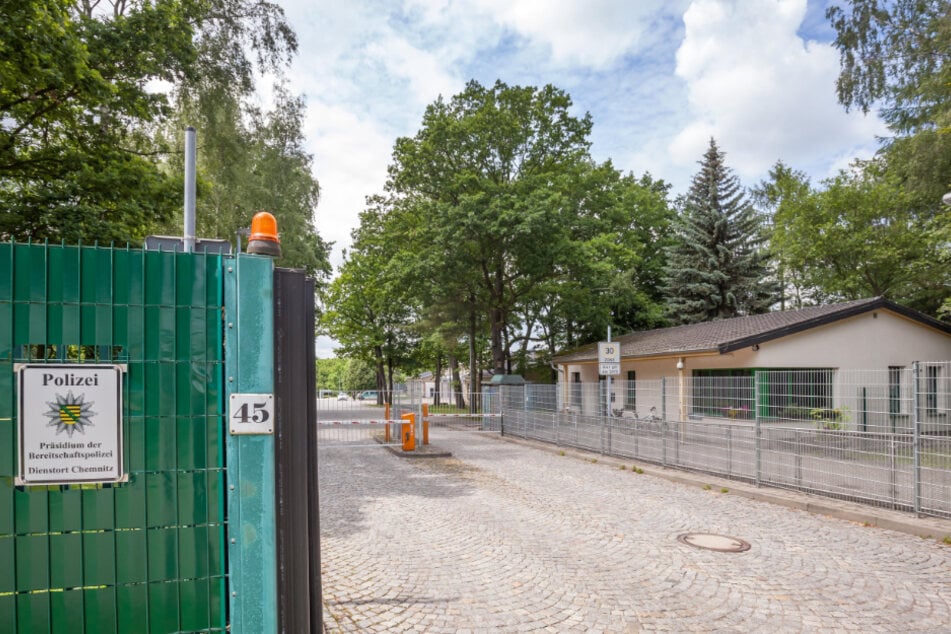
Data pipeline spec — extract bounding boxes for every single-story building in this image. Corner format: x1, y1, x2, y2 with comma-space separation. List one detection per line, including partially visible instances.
553, 297, 951, 432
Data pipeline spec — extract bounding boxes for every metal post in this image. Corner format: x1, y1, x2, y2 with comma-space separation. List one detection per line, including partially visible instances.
795, 429, 802, 487
600, 379, 606, 455
754, 370, 762, 487
661, 377, 668, 467
912, 361, 921, 515
184, 127, 197, 253
727, 426, 733, 476
889, 436, 898, 509
661, 376, 667, 422
606, 325, 612, 413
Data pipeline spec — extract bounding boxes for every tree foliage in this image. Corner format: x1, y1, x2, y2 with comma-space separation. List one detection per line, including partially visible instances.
325, 80, 675, 381
0, 0, 194, 242
322, 199, 419, 402
826, 0, 950, 319
761, 159, 947, 314
1, 0, 329, 270
159, 84, 331, 277
662, 139, 777, 324
381, 80, 673, 373
827, 0, 950, 133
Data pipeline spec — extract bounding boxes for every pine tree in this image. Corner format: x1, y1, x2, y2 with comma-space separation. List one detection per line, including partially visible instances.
662, 139, 778, 324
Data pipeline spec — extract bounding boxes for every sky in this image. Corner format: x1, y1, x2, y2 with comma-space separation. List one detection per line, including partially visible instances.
274, 0, 888, 357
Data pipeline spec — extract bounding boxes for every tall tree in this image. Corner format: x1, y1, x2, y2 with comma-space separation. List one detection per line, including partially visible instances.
752, 161, 829, 309
0, 0, 195, 242
662, 139, 777, 324
827, 0, 950, 318
827, 0, 950, 134
385, 80, 598, 374
323, 200, 419, 403
0, 0, 317, 250
159, 84, 331, 278
768, 160, 945, 312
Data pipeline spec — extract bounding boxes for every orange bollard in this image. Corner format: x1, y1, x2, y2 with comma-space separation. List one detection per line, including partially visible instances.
422, 404, 429, 445
400, 413, 416, 451
384, 403, 392, 442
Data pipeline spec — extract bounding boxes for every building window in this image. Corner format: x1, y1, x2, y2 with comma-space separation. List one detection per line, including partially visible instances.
760, 368, 834, 421
888, 366, 903, 416
925, 365, 939, 415
625, 370, 636, 409
691, 368, 834, 421
692, 369, 754, 419
570, 372, 582, 407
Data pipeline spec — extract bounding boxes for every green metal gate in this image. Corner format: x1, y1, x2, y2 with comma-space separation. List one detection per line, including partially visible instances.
0, 243, 228, 633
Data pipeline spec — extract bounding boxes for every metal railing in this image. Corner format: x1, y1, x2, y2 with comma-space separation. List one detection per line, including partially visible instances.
500, 363, 951, 518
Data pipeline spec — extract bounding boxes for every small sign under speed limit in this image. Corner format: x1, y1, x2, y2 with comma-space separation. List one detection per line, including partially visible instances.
229, 393, 274, 435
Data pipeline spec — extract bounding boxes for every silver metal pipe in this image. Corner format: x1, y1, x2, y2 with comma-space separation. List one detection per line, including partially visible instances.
184, 127, 197, 253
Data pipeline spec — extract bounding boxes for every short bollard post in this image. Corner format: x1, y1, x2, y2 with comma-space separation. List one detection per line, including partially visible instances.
400, 413, 416, 451
384, 421, 391, 443
422, 404, 430, 445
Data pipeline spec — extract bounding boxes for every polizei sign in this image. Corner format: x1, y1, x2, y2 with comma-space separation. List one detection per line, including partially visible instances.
16, 364, 125, 485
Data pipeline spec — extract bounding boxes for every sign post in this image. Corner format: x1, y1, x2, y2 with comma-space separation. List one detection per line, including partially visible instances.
599, 329, 620, 419
16, 363, 125, 485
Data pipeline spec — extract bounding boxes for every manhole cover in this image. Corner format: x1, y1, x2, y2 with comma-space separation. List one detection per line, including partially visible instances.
677, 533, 751, 552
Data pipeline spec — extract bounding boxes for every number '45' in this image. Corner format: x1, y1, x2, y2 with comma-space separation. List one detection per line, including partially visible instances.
233, 402, 270, 424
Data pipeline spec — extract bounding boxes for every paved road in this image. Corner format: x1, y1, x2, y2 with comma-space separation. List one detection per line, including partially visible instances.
319, 429, 951, 633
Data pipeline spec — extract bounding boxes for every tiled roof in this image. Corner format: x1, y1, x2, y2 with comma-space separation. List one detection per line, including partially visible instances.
553, 297, 951, 363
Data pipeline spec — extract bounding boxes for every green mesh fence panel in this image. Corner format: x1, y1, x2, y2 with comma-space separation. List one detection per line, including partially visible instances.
0, 243, 227, 633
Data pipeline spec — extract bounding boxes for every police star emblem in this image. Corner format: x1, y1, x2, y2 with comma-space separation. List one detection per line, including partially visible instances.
44, 391, 96, 437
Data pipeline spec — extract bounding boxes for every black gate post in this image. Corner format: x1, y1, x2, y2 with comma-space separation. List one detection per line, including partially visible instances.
273, 268, 321, 632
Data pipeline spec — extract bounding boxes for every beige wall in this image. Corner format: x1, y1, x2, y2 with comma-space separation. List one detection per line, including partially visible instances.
748, 310, 951, 369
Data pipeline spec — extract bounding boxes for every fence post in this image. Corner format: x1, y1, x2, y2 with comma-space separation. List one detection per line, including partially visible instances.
661, 377, 668, 467
912, 361, 921, 515
889, 435, 898, 509
754, 370, 762, 488
600, 379, 606, 454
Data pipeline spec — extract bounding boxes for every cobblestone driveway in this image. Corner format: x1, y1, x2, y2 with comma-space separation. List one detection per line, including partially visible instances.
319, 429, 951, 633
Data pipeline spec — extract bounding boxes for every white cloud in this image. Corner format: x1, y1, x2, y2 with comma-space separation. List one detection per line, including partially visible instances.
470, 0, 685, 67
670, 0, 886, 184
272, 0, 887, 273
305, 103, 394, 266
365, 34, 461, 105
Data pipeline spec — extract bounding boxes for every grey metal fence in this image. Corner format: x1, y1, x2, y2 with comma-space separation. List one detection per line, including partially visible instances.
501, 363, 951, 519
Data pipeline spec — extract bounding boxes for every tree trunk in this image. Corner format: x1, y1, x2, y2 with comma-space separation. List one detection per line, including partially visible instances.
450, 354, 465, 409
434, 353, 443, 407
374, 344, 387, 404
386, 355, 394, 404
468, 305, 478, 413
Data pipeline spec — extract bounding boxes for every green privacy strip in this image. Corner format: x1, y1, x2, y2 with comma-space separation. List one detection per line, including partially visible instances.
0, 242, 228, 633
224, 254, 277, 634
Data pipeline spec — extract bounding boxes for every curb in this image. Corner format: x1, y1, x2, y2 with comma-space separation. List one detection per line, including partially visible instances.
494, 433, 951, 543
